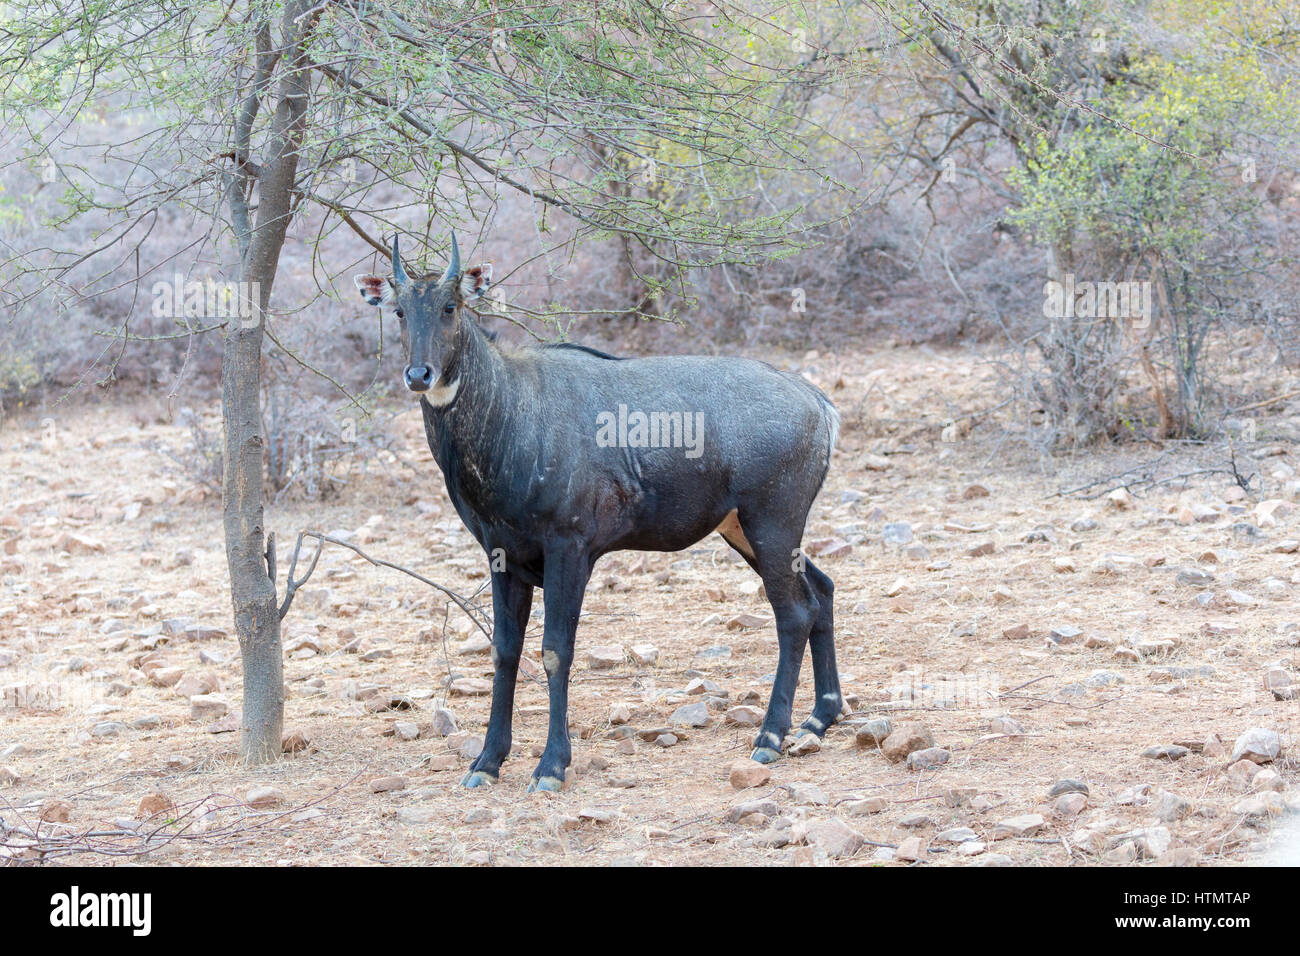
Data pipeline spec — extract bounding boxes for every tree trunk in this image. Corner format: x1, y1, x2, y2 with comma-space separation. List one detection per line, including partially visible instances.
222, 306, 282, 764
222, 1, 315, 765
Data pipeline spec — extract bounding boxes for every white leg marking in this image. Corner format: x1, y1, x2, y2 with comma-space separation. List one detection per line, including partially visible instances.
764, 731, 781, 748
542, 649, 559, 676
807, 716, 825, 732
822, 692, 840, 703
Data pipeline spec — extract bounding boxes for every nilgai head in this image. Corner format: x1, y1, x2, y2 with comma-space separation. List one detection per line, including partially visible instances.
354, 232, 492, 393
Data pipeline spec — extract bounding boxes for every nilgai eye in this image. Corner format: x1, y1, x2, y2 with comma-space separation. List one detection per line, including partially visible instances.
443, 305, 455, 315
395, 310, 404, 319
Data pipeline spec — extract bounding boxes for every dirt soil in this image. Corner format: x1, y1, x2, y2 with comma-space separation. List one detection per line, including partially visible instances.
3, 343, 1300, 867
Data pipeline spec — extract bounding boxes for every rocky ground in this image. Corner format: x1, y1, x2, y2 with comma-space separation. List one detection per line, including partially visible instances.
2, 342, 1300, 866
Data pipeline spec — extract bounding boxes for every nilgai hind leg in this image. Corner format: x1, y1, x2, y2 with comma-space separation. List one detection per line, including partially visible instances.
718, 509, 842, 764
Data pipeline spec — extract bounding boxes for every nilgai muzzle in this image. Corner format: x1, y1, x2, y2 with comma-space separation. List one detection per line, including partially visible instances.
355, 234, 843, 791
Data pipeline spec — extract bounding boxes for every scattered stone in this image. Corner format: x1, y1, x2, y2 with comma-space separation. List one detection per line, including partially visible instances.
934, 826, 979, 843
1141, 744, 1190, 761
245, 787, 284, 808
1110, 826, 1172, 859
1253, 768, 1285, 792
449, 678, 492, 696
189, 694, 229, 720
895, 836, 923, 861
783, 782, 829, 806
725, 705, 763, 727
135, 792, 175, 819
1154, 790, 1193, 822
881, 724, 934, 763
669, 702, 711, 728
1231, 728, 1282, 764
368, 775, 408, 794
906, 747, 950, 770
1175, 567, 1214, 588
39, 801, 72, 823
788, 735, 822, 757
989, 715, 1024, 735
282, 729, 312, 753
628, 644, 659, 666
586, 645, 623, 669
432, 708, 458, 737
881, 522, 914, 547
854, 717, 894, 749
391, 721, 420, 742
994, 814, 1044, 838
685, 677, 722, 696
845, 796, 889, 816
1048, 778, 1089, 798
805, 818, 864, 858
729, 760, 771, 790
1054, 793, 1088, 817
1231, 794, 1286, 819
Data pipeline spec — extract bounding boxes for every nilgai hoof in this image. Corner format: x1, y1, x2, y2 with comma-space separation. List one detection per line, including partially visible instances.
750, 746, 782, 764
526, 775, 564, 793
460, 770, 497, 789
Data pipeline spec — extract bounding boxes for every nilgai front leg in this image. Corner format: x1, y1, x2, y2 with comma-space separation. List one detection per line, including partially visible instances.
462, 568, 533, 787
528, 542, 591, 793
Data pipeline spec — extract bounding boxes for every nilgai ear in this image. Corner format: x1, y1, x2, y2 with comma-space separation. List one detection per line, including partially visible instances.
354, 274, 395, 307
458, 264, 492, 302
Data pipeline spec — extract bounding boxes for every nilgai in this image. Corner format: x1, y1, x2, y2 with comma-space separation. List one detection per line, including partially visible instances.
355, 234, 843, 791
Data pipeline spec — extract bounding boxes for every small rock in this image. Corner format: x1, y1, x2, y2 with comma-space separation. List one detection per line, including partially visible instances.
1054, 793, 1088, 817
1231, 728, 1282, 764
895, 836, 922, 861
1141, 744, 1190, 761
628, 644, 659, 666
881, 724, 933, 763
1048, 778, 1089, 797
854, 717, 894, 748
783, 782, 829, 806
994, 814, 1044, 838
788, 735, 822, 757
725, 705, 764, 727
246, 787, 284, 808
1154, 790, 1192, 822
729, 760, 771, 791
40, 801, 72, 823
189, 694, 229, 720
369, 775, 408, 793
586, 645, 623, 669
934, 826, 978, 843
906, 747, 950, 770
805, 818, 864, 858
136, 792, 175, 819
669, 701, 711, 728
281, 729, 312, 753
989, 715, 1024, 735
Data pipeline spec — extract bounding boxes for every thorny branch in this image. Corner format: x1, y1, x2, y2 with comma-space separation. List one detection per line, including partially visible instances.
278, 530, 491, 637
